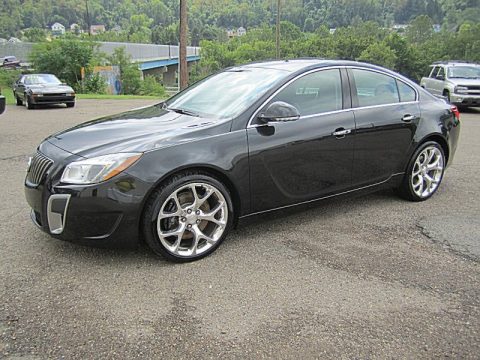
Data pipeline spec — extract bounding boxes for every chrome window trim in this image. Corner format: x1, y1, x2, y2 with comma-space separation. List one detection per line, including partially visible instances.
347, 66, 419, 102
247, 65, 419, 129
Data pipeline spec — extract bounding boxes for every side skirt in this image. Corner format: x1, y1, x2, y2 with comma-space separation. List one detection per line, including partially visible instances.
238, 173, 405, 219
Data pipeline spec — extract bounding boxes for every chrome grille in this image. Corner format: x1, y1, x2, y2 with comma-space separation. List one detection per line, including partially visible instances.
26, 152, 53, 186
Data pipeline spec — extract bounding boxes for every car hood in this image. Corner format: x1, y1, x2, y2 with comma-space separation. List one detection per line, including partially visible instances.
27, 84, 74, 93
46, 104, 230, 157
448, 78, 480, 86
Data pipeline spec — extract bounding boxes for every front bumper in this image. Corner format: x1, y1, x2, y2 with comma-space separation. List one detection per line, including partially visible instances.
450, 93, 480, 107
24, 142, 149, 248
31, 95, 75, 105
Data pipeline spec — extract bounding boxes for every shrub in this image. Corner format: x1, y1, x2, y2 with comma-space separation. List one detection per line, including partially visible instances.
140, 76, 165, 96
82, 73, 107, 94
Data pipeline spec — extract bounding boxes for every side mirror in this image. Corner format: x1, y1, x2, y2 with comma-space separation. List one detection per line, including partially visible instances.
0, 96, 6, 115
258, 101, 300, 123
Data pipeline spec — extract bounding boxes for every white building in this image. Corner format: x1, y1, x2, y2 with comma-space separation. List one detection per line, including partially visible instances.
237, 27, 246, 36
90, 25, 106, 35
51, 22, 66, 35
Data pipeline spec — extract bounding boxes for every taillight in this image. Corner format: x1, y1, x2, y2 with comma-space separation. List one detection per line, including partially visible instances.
451, 105, 460, 121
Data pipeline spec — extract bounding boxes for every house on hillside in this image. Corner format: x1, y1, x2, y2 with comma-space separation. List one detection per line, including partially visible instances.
392, 24, 409, 33
51, 22, 66, 36
90, 25, 106, 35
70, 23, 83, 34
237, 27, 246, 36
227, 27, 247, 38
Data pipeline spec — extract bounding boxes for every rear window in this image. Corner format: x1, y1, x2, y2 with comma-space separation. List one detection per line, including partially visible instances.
396, 80, 416, 102
352, 69, 399, 107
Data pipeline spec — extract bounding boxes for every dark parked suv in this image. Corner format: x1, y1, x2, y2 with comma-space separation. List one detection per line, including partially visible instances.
25, 60, 460, 261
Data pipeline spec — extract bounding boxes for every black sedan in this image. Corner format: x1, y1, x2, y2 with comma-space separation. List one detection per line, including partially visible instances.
25, 60, 460, 261
14, 74, 75, 109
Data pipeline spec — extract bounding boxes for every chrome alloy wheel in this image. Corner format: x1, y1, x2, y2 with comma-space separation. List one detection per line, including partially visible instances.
156, 182, 228, 257
410, 145, 444, 198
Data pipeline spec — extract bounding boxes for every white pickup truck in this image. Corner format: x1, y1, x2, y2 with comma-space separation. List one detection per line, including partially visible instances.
420, 61, 480, 108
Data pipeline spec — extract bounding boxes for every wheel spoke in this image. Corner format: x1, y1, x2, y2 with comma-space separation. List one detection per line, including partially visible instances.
427, 149, 435, 163
412, 165, 421, 176
190, 184, 201, 208
197, 188, 213, 208
424, 174, 432, 191
159, 223, 186, 238
198, 202, 226, 227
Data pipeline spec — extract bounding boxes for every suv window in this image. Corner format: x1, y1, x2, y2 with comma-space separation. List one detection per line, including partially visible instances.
352, 69, 399, 107
436, 67, 445, 79
429, 66, 438, 78
270, 69, 343, 116
396, 80, 416, 102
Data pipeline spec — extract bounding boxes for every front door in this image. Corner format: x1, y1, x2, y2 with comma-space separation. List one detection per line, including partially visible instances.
247, 68, 355, 213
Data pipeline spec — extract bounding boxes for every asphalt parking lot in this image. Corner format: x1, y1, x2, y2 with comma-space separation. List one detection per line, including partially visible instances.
1, 100, 479, 359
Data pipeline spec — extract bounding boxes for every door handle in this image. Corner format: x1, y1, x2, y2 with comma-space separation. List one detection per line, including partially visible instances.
332, 128, 351, 138
402, 114, 415, 122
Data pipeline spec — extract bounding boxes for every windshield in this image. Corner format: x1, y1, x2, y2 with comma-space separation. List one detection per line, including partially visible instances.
24, 74, 62, 85
447, 66, 480, 79
166, 68, 288, 119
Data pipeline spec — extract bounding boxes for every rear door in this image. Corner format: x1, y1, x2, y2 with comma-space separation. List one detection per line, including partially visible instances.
348, 68, 419, 186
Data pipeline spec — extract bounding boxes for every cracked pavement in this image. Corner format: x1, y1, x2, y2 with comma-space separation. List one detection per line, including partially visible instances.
0, 101, 479, 359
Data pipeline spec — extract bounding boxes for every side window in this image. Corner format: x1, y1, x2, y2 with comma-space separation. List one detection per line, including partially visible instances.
396, 80, 416, 102
352, 69, 399, 107
270, 69, 343, 116
429, 66, 438, 78
436, 67, 445, 79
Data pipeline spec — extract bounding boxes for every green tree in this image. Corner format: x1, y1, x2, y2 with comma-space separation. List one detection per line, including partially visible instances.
22, 28, 48, 42
406, 15, 434, 44
106, 47, 142, 94
357, 42, 397, 69
30, 37, 98, 90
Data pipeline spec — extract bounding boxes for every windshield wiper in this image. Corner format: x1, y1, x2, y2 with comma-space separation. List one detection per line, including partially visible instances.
167, 107, 200, 117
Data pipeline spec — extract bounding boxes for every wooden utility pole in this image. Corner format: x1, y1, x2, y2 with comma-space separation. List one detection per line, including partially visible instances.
276, 0, 281, 59
179, 0, 188, 90
85, 0, 91, 36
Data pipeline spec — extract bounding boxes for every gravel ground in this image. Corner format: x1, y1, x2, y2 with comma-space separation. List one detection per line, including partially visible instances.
0, 100, 479, 359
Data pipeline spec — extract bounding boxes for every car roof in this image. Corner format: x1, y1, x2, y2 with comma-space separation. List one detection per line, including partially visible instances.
432, 61, 480, 67
234, 59, 391, 73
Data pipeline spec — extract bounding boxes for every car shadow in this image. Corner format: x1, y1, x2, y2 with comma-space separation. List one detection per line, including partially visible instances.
40, 188, 398, 266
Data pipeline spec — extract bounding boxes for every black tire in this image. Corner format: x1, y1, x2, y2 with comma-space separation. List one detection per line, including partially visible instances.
25, 95, 35, 110
397, 141, 445, 202
66, 102, 75, 108
142, 171, 234, 262
15, 94, 22, 106
443, 89, 451, 103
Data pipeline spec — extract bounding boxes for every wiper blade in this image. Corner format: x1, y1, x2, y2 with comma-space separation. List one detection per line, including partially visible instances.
167, 107, 199, 117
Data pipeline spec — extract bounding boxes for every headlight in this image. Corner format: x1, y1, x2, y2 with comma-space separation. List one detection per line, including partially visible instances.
32, 93, 43, 97
455, 86, 468, 94
61, 153, 142, 184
